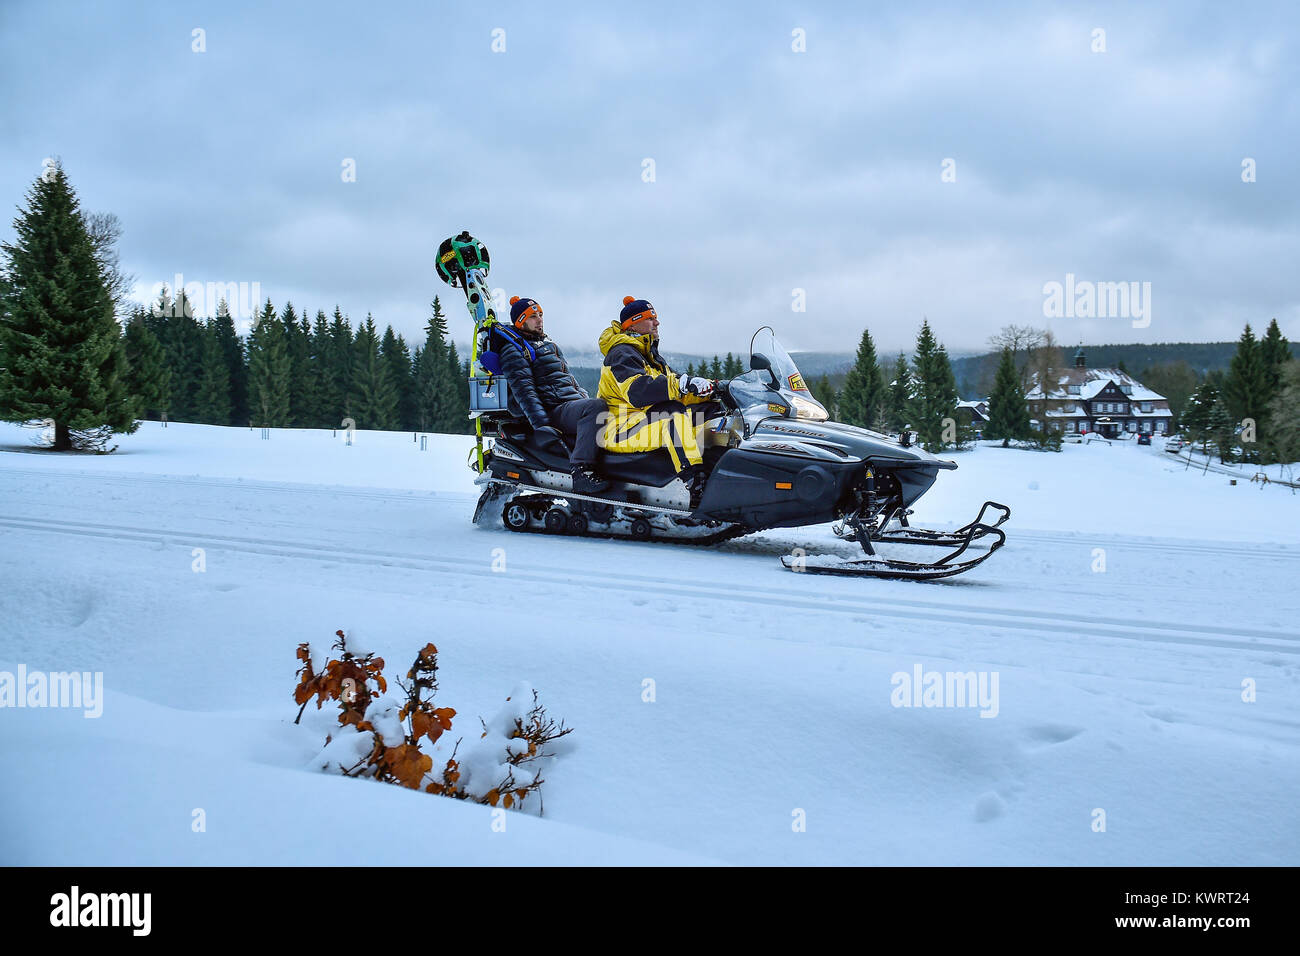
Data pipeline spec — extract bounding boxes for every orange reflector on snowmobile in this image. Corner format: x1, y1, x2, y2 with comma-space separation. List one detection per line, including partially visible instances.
775, 481, 792, 490
507, 471, 520, 479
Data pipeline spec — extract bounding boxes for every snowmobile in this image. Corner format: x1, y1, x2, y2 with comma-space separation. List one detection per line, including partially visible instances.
437, 232, 1009, 580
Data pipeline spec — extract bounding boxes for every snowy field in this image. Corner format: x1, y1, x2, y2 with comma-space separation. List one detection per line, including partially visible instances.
1, 420, 1297, 866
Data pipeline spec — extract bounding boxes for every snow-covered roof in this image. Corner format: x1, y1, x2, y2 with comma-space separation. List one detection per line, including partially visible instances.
1026, 366, 1167, 402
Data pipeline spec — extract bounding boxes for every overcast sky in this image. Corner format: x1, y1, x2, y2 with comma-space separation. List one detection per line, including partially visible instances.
2, 0, 1297, 357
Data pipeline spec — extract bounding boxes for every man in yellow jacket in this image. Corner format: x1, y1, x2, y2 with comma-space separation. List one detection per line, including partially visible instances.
597, 295, 718, 508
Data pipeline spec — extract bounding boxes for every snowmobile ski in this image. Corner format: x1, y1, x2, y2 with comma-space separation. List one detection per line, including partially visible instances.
784, 501, 1009, 581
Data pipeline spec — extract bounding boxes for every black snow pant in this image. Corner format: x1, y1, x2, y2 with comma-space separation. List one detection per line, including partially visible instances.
551, 397, 606, 467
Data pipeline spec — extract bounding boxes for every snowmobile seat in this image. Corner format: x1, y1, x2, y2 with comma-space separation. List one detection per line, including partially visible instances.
502, 422, 685, 488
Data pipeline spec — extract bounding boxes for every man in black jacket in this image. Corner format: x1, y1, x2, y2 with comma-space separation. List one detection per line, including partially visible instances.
500, 295, 610, 493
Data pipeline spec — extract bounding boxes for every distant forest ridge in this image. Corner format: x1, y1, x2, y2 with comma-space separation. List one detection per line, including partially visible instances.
552, 340, 1297, 399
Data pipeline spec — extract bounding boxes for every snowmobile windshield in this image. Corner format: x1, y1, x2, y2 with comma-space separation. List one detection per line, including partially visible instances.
729, 327, 829, 421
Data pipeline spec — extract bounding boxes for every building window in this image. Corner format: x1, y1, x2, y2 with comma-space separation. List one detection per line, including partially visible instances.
1121, 385, 1132, 394
1127, 421, 1136, 432
1068, 385, 1080, 395
1141, 402, 1152, 412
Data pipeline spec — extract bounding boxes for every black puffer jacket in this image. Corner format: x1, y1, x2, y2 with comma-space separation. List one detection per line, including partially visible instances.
498, 328, 588, 428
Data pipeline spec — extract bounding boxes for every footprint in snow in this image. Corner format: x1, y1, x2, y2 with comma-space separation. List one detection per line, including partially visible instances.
1024, 724, 1084, 750
974, 791, 1006, 822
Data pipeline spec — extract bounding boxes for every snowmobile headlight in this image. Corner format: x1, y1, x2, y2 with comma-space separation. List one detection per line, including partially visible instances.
789, 393, 829, 422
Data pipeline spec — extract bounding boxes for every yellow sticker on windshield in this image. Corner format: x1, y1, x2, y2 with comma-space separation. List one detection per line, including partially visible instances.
787, 373, 808, 392
768, 403, 788, 413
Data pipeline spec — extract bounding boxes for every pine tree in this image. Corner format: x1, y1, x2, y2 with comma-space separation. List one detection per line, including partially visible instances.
1207, 398, 1236, 463
911, 320, 958, 450
1259, 318, 1291, 399
837, 328, 885, 429
811, 373, 837, 419
985, 347, 1031, 447
281, 302, 311, 427
685, 362, 696, 379
1182, 381, 1217, 453
350, 314, 397, 430
723, 352, 744, 378
123, 310, 171, 420
193, 320, 232, 425
247, 300, 291, 427
1223, 323, 1269, 461
413, 299, 452, 432
444, 340, 469, 433
708, 355, 722, 379
212, 300, 248, 425
0, 164, 139, 449
887, 353, 916, 433
156, 288, 204, 422
307, 310, 332, 429
327, 307, 354, 425
381, 325, 415, 431
1265, 360, 1300, 474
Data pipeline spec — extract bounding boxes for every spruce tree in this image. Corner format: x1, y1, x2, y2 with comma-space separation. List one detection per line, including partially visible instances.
1207, 398, 1236, 463
1223, 323, 1269, 461
247, 300, 291, 427
985, 347, 1030, 447
305, 310, 331, 428
1182, 381, 1217, 453
837, 328, 885, 429
1265, 360, 1300, 473
887, 353, 916, 433
413, 299, 451, 432
811, 373, 837, 419
281, 302, 311, 427
350, 314, 397, 430
1259, 318, 1291, 397
709, 355, 722, 379
123, 311, 171, 420
327, 307, 354, 425
911, 320, 958, 450
156, 288, 204, 422
0, 164, 139, 449
212, 299, 247, 425
381, 324, 415, 431
193, 320, 232, 425
445, 340, 469, 433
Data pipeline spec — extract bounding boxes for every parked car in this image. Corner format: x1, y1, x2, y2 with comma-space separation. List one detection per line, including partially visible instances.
1137, 433, 1151, 446
1164, 435, 1186, 453
1063, 433, 1083, 443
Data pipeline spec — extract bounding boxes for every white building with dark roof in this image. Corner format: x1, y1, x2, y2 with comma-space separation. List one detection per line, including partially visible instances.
1025, 348, 1174, 438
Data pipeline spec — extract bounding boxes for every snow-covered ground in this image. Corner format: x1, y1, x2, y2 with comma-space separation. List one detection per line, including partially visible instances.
1, 421, 1297, 865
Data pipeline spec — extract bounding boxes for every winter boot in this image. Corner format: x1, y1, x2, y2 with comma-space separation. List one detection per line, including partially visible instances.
571, 464, 611, 495
686, 468, 708, 511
